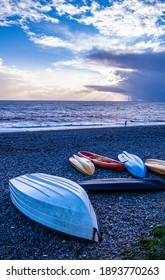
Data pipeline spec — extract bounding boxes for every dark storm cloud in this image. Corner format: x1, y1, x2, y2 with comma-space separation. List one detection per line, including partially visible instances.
87, 50, 165, 72
119, 70, 165, 101
86, 50, 165, 101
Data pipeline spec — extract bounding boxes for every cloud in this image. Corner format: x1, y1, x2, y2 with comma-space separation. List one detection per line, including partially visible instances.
66, 0, 165, 53
86, 85, 129, 94
0, 0, 58, 28
0, 59, 46, 99
54, 2, 89, 16
0, 58, 62, 100
0, 58, 3, 65
26, 31, 123, 52
28, 30, 164, 54
29, 33, 73, 48
1, 1, 165, 101
51, 57, 125, 88
120, 70, 165, 101
75, 0, 165, 37
86, 49, 165, 101
0, 57, 128, 101
87, 50, 165, 72
1, 0, 165, 55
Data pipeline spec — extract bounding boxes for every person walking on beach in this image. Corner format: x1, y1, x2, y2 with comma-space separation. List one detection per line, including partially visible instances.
125, 120, 127, 127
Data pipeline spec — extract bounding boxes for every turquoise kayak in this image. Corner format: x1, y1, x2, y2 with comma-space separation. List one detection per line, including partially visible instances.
118, 151, 146, 178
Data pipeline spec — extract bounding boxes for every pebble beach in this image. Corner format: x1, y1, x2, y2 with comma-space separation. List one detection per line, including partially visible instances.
0, 125, 165, 260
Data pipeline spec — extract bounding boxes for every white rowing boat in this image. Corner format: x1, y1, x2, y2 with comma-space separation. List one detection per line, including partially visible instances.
9, 173, 99, 242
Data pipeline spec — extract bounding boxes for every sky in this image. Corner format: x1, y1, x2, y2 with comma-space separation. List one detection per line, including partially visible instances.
0, 0, 165, 101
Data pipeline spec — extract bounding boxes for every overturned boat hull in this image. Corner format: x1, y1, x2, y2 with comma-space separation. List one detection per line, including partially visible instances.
79, 178, 165, 192
9, 173, 99, 242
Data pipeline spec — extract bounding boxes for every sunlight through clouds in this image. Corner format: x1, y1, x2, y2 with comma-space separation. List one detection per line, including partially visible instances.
0, 0, 165, 101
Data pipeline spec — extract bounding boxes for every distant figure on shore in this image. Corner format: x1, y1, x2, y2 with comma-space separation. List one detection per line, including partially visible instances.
125, 120, 127, 127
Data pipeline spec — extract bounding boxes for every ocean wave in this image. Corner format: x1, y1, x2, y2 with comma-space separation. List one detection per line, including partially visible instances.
0, 101, 164, 132
0, 121, 165, 133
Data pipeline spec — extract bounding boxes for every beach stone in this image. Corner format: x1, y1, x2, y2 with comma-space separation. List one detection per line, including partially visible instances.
0, 126, 165, 260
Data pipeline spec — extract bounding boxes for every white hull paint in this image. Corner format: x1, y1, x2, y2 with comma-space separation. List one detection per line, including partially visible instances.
9, 173, 99, 242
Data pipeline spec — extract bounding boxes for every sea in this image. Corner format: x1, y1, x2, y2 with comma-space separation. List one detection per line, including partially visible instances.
0, 100, 164, 133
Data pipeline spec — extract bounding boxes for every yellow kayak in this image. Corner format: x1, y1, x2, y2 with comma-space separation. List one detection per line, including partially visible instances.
145, 159, 165, 175
69, 154, 95, 175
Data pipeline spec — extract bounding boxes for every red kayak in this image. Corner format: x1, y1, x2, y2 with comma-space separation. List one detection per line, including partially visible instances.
78, 151, 124, 171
